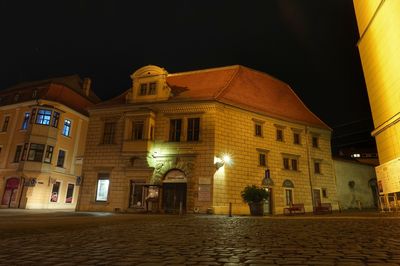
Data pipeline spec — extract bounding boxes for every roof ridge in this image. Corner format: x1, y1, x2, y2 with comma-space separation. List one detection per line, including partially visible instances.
168, 65, 240, 77
212, 66, 241, 99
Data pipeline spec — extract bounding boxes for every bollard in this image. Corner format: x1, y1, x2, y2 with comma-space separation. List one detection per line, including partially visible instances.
179, 201, 183, 216
229, 202, 232, 217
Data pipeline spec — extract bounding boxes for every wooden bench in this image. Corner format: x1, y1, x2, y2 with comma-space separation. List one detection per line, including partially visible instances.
313, 203, 332, 214
283, 203, 305, 215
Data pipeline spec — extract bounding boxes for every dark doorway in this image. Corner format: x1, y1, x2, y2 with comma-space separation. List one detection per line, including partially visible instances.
313, 189, 322, 206
162, 183, 187, 213
1, 178, 20, 208
263, 188, 273, 215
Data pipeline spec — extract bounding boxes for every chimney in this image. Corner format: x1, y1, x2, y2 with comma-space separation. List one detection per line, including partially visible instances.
83, 78, 91, 96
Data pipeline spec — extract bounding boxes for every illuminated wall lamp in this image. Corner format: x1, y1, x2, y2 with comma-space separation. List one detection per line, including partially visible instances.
215, 161, 225, 170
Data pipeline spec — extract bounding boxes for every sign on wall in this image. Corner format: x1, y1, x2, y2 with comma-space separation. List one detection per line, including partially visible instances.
198, 184, 211, 202
375, 157, 400, 194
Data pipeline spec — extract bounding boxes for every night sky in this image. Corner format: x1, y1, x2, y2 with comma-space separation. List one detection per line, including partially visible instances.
0, 1, 373, 150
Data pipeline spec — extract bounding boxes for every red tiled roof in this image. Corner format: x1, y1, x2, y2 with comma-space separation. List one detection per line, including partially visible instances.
97, 65, 330, 129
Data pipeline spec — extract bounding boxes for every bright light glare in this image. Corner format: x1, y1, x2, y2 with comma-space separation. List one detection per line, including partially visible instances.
223, 155, 231, 164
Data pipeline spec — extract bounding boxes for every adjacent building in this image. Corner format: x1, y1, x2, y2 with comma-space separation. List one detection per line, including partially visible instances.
353, 1, 400, 196
78, 65, 338, 215
0, 76, 99, 209
334, 158, 378, 210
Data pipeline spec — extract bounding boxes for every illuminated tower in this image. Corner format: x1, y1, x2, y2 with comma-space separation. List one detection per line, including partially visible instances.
353, 1, 400, 194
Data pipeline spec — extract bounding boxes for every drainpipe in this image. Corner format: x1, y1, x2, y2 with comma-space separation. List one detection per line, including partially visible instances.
305, 126, 315, 208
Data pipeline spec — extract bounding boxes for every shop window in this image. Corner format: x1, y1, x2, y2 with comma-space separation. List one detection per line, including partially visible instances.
103, 122, 116, 144
52, 112, 60, 128
2, 116, 10, 132
21, 112, 30, 130
62, 119, 71, 136
36, 109, 52, 125
96, 174, 110, 202
50, 181, 61, 202
132, 121, 144, 140
130, 183, 145, 208
187, 118, 200, 141
56, 150, 66, 167
13, 145, 23, 162
65, 184, 74, 203
44, 145, 54, 164
27, 143, 45, 162
169, 119, 182, 142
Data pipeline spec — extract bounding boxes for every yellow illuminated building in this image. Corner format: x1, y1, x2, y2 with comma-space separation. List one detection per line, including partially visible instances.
353, 1, 400, 195
0, 76, 99, 209
78, 65, 338, 215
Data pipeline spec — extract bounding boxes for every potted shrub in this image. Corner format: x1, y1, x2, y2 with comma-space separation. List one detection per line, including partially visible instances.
241, 185, 269, 216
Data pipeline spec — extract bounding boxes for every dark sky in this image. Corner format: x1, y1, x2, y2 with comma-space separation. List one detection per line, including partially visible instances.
0, 1, 373, 148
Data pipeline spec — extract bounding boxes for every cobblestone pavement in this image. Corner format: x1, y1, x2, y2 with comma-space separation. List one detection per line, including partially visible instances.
1, 211, 400, 265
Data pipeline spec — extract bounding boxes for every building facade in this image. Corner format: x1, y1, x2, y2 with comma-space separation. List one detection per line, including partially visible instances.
0, 76, 99, 209
78, 65, 338, 215
353, 1, 400, 196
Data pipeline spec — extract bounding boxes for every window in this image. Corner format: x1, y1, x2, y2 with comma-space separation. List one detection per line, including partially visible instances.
169, 119, 182, 142
13, 145, 23, 162
21, 112, 30, 130
255, 123, 262, 137
44, 145, 54, 163
56, 150, 66, 167
139, 84, 147, 95
283, 158, 290, 170
36, 109, 52, 125
2, 116, 10, 132
148, 82, 157, 95
21, 143, 28, 161
103, 122, 116, 144
130, 182, 145, 208
132, 121, 144, 140
14, 93, 20, 102
291, 159, 298, 171
312, 136, 319, 148
52, 112, 60, 128
314, 162, 321, 174
50, 181, 61, 202
187, 118, 200, 141
65, 184, 74, 203
276, 129, 283, 141
285, 189, 293, 206
259, 153, 266, 166
293, 133, 300, 144
62, 119, 71, 136
322, 188, 328, 198
96, 174, 110, 202
27, 143, 45, 162
283, 157, 299, 171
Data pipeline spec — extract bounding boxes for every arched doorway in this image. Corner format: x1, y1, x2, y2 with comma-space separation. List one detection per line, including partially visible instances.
162, 169, 187, 213
1, 177, 20, 208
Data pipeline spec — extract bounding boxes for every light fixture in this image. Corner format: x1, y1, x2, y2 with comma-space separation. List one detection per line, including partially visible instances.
214, 154, 232, 170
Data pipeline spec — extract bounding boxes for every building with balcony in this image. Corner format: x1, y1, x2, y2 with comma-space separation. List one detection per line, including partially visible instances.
78, 65, 338, 215
0, 76, 99, 209
353, 1, 400, 197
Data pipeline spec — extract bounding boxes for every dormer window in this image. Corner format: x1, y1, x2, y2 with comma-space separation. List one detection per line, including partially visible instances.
139, 82, 157, 96
149, 82, 157, 95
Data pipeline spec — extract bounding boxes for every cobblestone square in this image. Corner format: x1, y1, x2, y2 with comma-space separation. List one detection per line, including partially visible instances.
1, 210, 400, 265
